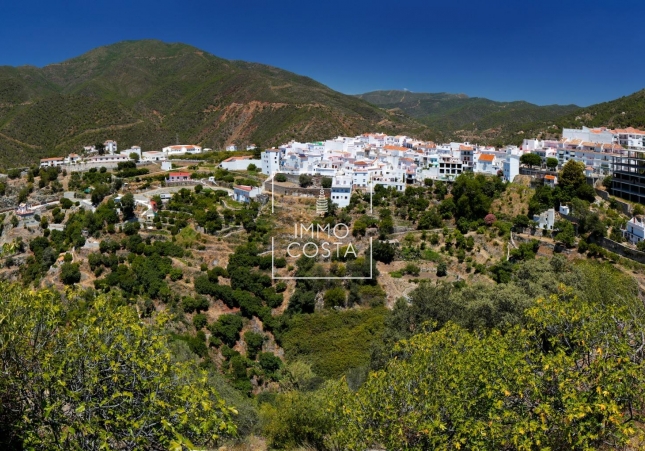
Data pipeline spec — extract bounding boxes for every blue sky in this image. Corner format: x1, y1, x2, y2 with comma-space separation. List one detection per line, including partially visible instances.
1, 0, 643, 106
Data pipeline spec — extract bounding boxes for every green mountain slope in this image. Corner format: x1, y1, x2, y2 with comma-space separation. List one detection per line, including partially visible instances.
356, 90, 580, 144
497, 89, 645, 144
0, 40, 432, 169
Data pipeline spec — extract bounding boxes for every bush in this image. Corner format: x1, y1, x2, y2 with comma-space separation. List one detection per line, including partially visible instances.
193, 313, 208, 330
275, 173, 287, 183
436, 261, 447, 277
402, 263, 420, 276
60, 262, 81, 285
259, 352, 282, 375
209, 314, 244, 347
298, 174, 313, 188
244, 331, 265, 359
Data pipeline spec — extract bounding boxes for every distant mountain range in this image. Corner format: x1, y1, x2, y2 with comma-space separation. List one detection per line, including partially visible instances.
355, 90, 581, 144
0, 40, 432, 169
356, 89, 645, 145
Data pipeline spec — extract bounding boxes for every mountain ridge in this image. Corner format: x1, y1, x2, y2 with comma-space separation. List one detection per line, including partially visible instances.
355, 90, 581, 144
0, 40, 432, 168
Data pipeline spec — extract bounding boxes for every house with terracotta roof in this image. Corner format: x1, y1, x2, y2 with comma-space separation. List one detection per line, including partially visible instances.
475, 153, 498, 175
40, 157, 65, 168
167, 172, 191, 182
220, 156, 261, 171
233, 185, 262, 203
544, 174, 558, 188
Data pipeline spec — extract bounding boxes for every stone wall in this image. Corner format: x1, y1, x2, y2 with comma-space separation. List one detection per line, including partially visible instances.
598, 237, 645, 264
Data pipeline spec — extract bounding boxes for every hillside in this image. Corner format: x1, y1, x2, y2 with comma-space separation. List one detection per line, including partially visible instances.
356, 90, 579, 144
497, 88, 645, 144
0, 40, 433, 169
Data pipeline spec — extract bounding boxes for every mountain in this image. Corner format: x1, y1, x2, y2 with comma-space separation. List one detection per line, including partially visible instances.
355, 90, 580, 144
496, 89, 645, 144
0, 40, 432, 169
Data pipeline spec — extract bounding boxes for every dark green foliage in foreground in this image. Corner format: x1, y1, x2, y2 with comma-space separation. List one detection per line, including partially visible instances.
280, 308, 386, 379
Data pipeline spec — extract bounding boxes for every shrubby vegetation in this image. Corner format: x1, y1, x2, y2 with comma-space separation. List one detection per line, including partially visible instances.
0, 284, 236, 450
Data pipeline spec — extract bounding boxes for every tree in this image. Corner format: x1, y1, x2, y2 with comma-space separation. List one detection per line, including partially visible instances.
60, 262, 81, 285
554, 220, 575, 247
559, 160, 586, 191
330, 283, 645, 451
520, 153, 542, 168
299, 174, 313, 188
244, 331, 265, 359
546, 157, 559, 170
321, 177, 332, 189
372, 241, 396, 264
602, 174, 613, 189
120, 193, 135, 219
275, 173, 287, 183
323, 286, 346, 308
513, 214, 530, 229
0, 284, 236, 449
209, 314, 244, 347
436, 261, 447, 277
417, 208, 443, 230
95, 142, 105, 155
91, 184, 110, 205
129, 152, 140, 163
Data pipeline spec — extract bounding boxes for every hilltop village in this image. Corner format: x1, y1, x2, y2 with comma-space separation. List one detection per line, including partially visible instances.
2, 123, 645, 449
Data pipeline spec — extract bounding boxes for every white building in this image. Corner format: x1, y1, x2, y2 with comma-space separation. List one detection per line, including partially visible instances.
40, 157, 65, 168
534, 208, 555, 230
104, 140, 118, 154
121, 146, 142, 159
503, 152, 520, 182
475, 154, 498, 175
220, 156, 262, 171
261, 149, 281, 175
233, 185, 262, 203
86, 154, 131, 165
623, 217, 645, 244
162, 145, 202, 157
331, 171, 353, 208
141, 151, 166, 162
226, 145, 238, 152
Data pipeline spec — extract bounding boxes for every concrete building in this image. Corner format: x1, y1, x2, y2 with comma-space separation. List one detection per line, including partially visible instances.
233, 185, 262, 203
261, 149, 281, 175
623, 216, 645, 244
331, 171, 353, 208
503, 152, 520, 182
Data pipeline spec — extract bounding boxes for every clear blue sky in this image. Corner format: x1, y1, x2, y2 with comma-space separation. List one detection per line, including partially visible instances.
2, 0, 643, 106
